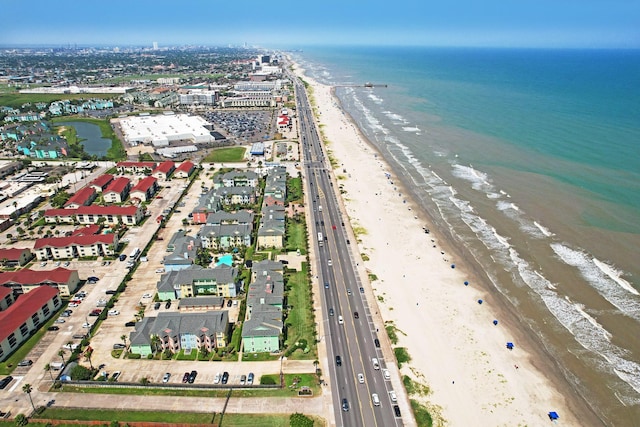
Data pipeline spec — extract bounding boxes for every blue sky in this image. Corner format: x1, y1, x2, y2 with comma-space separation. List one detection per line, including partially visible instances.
1, 0, 638, 48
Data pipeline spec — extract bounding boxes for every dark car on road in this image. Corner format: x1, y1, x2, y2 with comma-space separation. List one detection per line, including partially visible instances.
336, 355, 342, 366
188, 370, 197, 383
393, 405, 401, 417
374, 338, 381, 348
342, 398, 349, 412
354, 311, 359, 319
221, 371, 229, 384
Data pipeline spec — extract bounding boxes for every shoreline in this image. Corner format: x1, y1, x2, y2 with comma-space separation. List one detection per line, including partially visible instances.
292, 61, 601, 426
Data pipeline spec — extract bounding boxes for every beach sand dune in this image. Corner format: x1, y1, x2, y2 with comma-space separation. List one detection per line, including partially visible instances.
293, 64, 587, 426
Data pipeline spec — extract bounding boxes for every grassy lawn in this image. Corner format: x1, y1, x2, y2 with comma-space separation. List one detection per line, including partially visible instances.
203, 147, 246, 163
286, 177, 303, 203
0, 319, 56, 375
284, 263, 316, 360
285, 217, 307, 254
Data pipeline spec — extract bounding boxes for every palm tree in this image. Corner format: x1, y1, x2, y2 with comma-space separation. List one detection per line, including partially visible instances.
58, 349, 66, 366
150, 335, 162, 356
22, 383, 35, 412
44, 363, 54, 382
120, 334, 127, 348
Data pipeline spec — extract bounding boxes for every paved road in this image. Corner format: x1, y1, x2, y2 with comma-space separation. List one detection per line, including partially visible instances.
291, 69, 403, 427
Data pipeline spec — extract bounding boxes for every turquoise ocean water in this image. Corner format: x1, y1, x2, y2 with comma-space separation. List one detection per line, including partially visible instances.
292, 47, 640, 425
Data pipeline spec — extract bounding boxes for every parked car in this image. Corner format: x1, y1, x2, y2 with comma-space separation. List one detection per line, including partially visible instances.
125, 321, 136, 327
106, 290, 117, 295
154, 302, 161, 310
113, 343, 126, 350
162, 372, 171, 383
383, 369, 391, 380
0, 376, 13, 390
221, 371, 229, 384
214, 372, 221, 384
47, 326, 60, 331
55, 318, 65, 323
188, 370, 197, 384
182, 372, 190, 383
374, 338, 380, 348
389, 390, 397, 402
360, 287, 365, 294
247, 372, 254, 385
240, 375, 246, 385
227, 299, 233, 307
111, 371, 121, 381
165, 301, 171, 309
17, 360, 32, 367
119, 254, 127, 261
108, 310, 120, 316
88, 276, 99, 282
393, 405, 401, 417
63, 261, 70, 267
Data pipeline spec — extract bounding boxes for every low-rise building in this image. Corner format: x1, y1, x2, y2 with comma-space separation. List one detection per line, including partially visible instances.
174, 161, 196, 178
157, 265, 239, 301
0, 286, 61, 361
128, 311, 229, 357
44, 205, 144, 225
152, 161, 175, 181
130, 176, 159, 202
33, 234, 117, 260
64, 186, 98, 209
116, 161, 157, 174
0, 248, 34, 267
215, 186, 256, 206
0, 267, 80, 297
89, 174, 114, 192
163, 231, 201, 272
103, 177, 131, 203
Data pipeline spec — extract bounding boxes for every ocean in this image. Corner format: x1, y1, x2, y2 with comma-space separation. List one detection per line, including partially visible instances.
291, 46, 640, 425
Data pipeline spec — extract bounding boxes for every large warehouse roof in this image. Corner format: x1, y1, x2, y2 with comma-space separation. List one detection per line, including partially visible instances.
118, 114, 214, 146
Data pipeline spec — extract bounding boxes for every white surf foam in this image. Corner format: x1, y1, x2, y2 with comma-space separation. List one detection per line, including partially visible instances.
534, 221, 554, 237
551, 243, 640, 319
402, 126, 421, 133
368, 93, 383, 104
593, 258, 639, 296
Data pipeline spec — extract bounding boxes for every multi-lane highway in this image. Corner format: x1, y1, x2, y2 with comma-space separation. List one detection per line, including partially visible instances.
292, 75, 403, 427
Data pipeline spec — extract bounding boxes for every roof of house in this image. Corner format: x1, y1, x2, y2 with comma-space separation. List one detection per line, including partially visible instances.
176, 161, 195, 173
177, 296, 224, 309
0, 286, 59, 342
104, 177, 130, 194
0, 267, 76, 285
200, 223, 252, 239
34, 234, 115, 249
130, 311, 229, 345
70, 224, 101, 236
153, 161, 175, 174
0, 247, 30, 261
64, 186, 96, 207
89, 174, 113, 188
241, 308, 283, 338
0, 285, 12, 300
131, 176, 157, 193
205, 210, 254, 225
157, 265, 238, 293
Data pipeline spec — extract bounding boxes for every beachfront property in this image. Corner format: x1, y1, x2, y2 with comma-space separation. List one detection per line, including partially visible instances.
128, 310, 230, 357
242, 261, 284, 353
130, 176, 159, 202
0, 248, 34, 267
0, 286, 61, 362
116, 114, 214, 147
256, 220, 285, 249
163, 230, 201, 272
33, 233, 118, 260
44, 205, 144, 225
214, 186, 257, 206
263, 165, 287, 198
0, 267, 80, 297
156, 265, 239, 301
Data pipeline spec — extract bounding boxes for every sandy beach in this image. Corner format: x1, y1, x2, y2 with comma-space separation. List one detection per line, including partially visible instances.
292, 64, 588, 426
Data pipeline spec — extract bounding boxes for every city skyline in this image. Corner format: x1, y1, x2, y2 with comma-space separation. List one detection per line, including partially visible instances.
1, 0, 638, 49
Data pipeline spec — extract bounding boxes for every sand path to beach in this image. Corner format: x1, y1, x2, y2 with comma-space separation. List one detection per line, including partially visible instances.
292, 64, 583, 426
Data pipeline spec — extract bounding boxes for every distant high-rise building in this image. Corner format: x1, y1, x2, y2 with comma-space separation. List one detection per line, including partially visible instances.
153, 41, 158, 50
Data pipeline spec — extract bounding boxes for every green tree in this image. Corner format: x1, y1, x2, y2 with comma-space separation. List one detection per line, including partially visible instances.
58, 349, 66, 366
289, 413, 313, 427
44, 363, 54, 382
22, 383, 35, 412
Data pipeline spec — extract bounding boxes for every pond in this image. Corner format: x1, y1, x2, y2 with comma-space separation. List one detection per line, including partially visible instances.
58, 121, 111, 157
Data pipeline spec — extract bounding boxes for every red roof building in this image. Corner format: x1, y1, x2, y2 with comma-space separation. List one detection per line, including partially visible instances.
103, 177, 131, 203
89, 174, 114, 192
44, 205, 144, 226
70, 224, 101, 236
0, 248, 34, 267
130, 176, 159, 202
64, 186, 97, 208
0, 286, 13, 311
0, 286, 61, 361
34, 234, 117, 261
152, 161, 175, 180
175, 161, 196, 178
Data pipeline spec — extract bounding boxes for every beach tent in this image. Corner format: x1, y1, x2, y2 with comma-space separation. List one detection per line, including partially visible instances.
548, 411, 559, 420
493, 320, 499, 326
451, 264, 456, 268
478, 299, 483, 304
506, 342, 514, 350
464, 281, 469, 286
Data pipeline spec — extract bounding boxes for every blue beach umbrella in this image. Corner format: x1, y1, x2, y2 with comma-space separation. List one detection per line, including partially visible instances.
464, 281, 469, 286
493, 320, 498, 326
451, 264, 455, 268
477, 299, 483, 304
506, 342, 514, 350
548, 411, 559, 420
